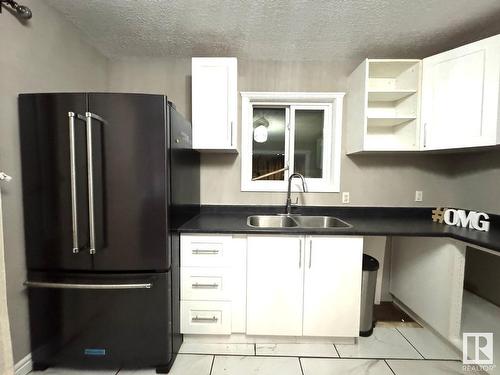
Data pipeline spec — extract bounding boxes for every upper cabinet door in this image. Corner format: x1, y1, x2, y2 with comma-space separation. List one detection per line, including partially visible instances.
192, 57, 237, 152
246, 235, 304, 336
421, 35, 500, 150
303, 236, 363, 337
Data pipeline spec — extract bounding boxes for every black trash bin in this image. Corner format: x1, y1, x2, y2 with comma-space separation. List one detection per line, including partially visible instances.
360, 254, 380, 337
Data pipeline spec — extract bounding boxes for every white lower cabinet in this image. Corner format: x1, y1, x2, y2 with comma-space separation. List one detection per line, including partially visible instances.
246, 236, 304, 336
246, 235, 363, 338
180, 234, 246, 335
180, 233, 363, 339
303, 236, 363, 337
181, 267, 232, 301
181, 300, 232, 334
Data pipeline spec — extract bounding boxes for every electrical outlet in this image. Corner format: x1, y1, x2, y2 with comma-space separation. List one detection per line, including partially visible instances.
415, 190, 423, 202
342, 192, 350, 204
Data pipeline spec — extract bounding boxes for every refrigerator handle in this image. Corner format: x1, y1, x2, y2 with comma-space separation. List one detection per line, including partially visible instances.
85, 112, 107, 255
24, 281, 152, 290
68, 112, 86, 254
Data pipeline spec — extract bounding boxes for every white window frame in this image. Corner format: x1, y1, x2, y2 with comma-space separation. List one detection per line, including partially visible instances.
241, 92, 345, 192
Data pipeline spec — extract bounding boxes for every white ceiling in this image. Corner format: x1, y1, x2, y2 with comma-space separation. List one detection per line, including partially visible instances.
45, 0, 500, 62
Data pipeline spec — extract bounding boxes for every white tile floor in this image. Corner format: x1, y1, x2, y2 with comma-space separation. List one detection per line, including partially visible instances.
255, 343, 338, 357
32, 327, 475, 375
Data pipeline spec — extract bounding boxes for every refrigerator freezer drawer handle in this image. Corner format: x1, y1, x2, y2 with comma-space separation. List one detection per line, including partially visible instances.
85, 112, 107, 255
24, 281, 152, 290
68, 112, 86, 254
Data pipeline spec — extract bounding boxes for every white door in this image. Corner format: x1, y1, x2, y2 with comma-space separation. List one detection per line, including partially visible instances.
246, 235, 304, 336
421, 35, 500, 150
192, 57, 237, 151
303, 236, 363, 337
0, 179, 14, 375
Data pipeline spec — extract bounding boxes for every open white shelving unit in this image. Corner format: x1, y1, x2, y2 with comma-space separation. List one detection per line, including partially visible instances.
346, 59, 422, 153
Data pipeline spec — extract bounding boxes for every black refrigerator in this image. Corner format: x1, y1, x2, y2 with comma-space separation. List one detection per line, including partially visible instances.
18, 93, 200, 373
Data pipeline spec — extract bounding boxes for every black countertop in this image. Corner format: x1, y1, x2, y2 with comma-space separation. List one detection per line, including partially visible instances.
178, 206, 500, 253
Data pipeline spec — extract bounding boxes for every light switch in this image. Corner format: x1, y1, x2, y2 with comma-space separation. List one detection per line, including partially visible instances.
415, 190, 423, 202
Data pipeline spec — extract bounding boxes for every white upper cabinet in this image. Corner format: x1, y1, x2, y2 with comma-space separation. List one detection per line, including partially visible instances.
421, 35, 500, 150
346, 59, 422, 153
347, 34, 500, 153
192, 58, 237, 152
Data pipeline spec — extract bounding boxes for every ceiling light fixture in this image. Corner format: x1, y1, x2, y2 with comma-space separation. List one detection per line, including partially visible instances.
253, 116, 269, 143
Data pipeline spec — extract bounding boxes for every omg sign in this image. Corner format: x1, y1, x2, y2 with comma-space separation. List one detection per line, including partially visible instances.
432, 208, 490, 232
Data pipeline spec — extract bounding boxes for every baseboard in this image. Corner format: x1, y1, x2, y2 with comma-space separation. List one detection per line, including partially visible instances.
14, 352, 32, 375
183, 333, 356, 345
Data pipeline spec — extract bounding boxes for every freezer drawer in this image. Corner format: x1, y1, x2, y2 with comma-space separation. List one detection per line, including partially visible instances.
26, 271, 176, 371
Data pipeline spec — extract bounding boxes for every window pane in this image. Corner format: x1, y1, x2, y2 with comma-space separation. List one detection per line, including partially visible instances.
294, 109, 324, 178
252, 107, 286, 181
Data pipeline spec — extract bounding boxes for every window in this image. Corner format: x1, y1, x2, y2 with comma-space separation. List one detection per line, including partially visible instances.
241, 92, 344, 192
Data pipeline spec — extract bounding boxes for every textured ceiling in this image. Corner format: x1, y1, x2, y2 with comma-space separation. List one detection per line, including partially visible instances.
45, 0, 500, 62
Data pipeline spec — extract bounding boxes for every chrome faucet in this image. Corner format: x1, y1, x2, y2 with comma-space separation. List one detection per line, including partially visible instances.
285, 173, 307, 215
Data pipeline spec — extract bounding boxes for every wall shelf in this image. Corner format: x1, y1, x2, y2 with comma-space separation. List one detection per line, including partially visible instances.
367, 116, 417, 127
368, 90, 416, 102
346, 59, 422, 153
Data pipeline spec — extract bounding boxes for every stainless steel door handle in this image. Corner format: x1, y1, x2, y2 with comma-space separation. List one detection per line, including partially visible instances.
24, 281, 152, 290
192, 316, 218, 322
68, 112, 86, 254
299, 239, 302, 268
230, 120, 233, 146
309, 240, 312, 268
85, 112, 106, 255
192, 283, 219, 289
423, 122, 427, 148
192, 249, 219, 255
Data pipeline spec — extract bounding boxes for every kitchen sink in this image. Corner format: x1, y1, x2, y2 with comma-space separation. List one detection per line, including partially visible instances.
247, 215, 298, 228
246, 215, 352, 229
292, 215, 352, 228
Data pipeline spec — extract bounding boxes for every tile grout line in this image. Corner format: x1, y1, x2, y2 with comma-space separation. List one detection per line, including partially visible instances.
384, 359, 398, 375
333, 343, 341, 358
209, 355, 215, 375
298, 357, 305, 375
394, 327, 426, 360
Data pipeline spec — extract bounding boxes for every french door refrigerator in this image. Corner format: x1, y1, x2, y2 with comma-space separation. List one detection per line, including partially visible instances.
18, 93, 200, 373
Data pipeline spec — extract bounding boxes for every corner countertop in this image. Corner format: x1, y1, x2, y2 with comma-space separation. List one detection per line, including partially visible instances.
178, 206, 500, 253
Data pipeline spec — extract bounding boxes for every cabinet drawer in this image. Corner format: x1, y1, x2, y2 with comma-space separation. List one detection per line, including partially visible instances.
181, 267, 231, 301
180, 301, 231, 334
181, 235, 233, 267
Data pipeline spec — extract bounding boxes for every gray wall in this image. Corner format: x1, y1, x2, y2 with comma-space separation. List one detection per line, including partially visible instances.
448, 149, 500, 215
108, 58, 458, 207
0, 0, 108, 362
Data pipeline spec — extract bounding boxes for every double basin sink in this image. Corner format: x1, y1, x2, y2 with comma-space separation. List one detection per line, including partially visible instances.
247, 215, 352, 229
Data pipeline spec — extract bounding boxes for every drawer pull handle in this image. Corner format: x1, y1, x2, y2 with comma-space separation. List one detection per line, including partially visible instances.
192, 249, 219, 255
192, 315, 218, 323
192, 283, 219, 289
